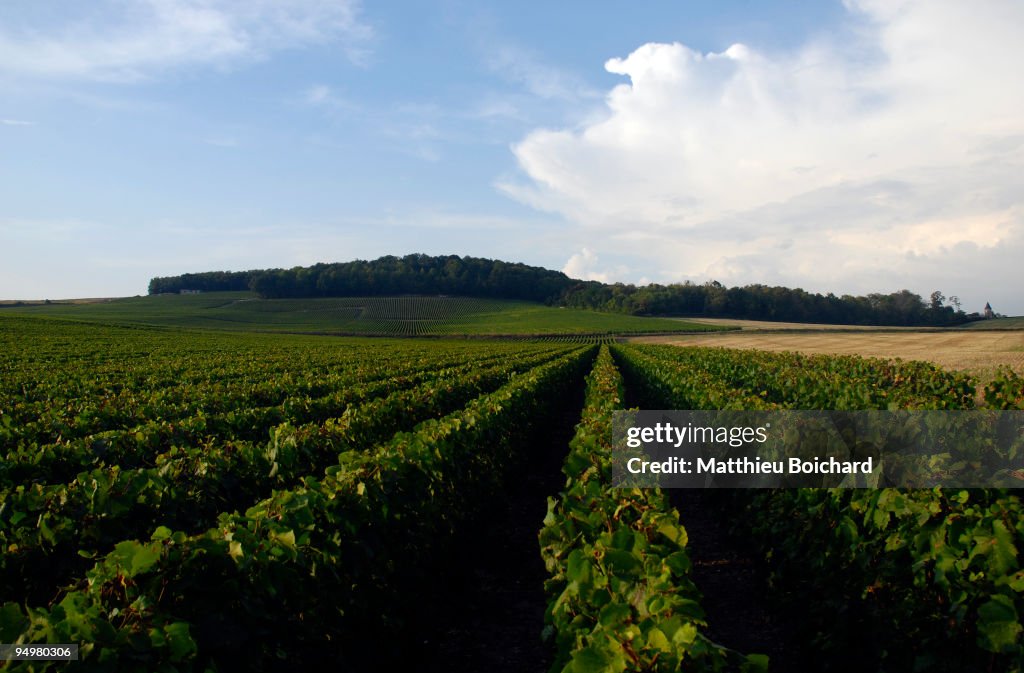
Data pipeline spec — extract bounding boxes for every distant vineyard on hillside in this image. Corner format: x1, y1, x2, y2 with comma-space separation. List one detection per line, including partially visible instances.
1, 293, 721, 336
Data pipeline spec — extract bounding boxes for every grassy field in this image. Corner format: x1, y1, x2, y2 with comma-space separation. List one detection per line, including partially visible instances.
0, 292, 721, 336
959, 316, 1024, 330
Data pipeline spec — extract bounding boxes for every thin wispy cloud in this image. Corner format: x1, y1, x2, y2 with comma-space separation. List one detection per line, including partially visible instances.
486, 44, 598, 102
0, 0, 372, 82
1, 119, 34, 126
202, 137, 239, 148
305, 84, 334, 105
470, 98, 523, 122
303, 84, 359, 114
503, 0, 1024, 308
1, 217, 101, 242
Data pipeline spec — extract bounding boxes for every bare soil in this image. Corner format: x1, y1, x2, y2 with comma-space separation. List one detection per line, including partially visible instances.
671, 490, 807, 670
408, 387, 586, 673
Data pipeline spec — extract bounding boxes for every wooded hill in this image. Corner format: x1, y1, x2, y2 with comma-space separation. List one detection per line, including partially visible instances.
148, 253, 978, 327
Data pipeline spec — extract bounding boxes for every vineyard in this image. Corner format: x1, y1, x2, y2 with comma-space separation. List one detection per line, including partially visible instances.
0, 293, 720, 337
1, 315, 1023, 671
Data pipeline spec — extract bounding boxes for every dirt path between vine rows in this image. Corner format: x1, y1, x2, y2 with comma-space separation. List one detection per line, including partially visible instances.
411, 386, 586, 672
616, 357, 804, 670
670, 489, 807, 670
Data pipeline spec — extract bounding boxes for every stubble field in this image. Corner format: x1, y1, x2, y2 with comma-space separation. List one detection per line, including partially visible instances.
634, 324, 1024, 377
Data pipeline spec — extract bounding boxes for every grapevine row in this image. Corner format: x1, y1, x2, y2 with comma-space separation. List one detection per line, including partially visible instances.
0, 348, 562, 488
539, 346, 766, 672
2, 347, 594, 671
1, 341, 532, 450
612, 343, 1023, 671
0, 349, 566, 606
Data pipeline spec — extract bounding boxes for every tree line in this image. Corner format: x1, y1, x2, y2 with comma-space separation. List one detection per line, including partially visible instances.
148, 254, 980, 327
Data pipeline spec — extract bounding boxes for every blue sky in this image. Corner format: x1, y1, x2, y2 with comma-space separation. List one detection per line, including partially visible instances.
1, 0, 1021, 315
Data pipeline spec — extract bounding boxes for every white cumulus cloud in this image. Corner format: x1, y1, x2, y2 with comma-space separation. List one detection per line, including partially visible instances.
562, 248, 631, 283
502, 0, 1024, 313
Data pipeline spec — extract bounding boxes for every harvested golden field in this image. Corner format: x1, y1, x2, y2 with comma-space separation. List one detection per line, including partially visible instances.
680, 317, 921, 331
633, 330, 1024, 378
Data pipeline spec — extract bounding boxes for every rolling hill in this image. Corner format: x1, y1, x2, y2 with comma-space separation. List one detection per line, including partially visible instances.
0, 292, 723, 337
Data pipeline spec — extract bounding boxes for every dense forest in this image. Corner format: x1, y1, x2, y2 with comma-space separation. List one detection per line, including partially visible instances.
148, 254, 979, 327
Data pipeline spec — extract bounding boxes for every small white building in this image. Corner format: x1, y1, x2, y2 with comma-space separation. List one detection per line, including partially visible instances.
180, 289, 202, 295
